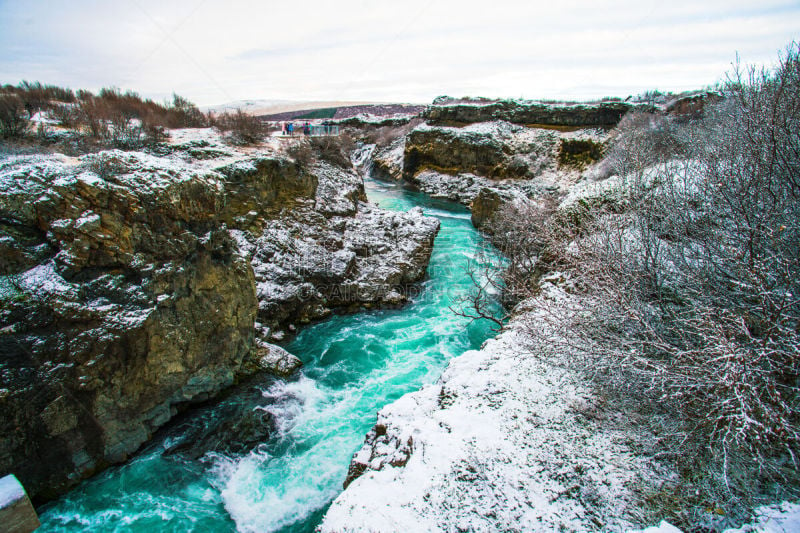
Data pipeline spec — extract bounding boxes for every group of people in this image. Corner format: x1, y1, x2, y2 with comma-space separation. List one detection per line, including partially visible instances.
281, 121, 311, 136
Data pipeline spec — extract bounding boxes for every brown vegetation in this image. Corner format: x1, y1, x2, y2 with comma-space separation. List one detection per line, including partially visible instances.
284, 133, 356, 169
0, 82, 206, 149
211, 109, 269, 145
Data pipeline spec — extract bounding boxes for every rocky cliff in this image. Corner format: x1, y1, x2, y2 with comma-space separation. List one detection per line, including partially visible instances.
0, 149, 259, 500
396, 119, 608, 230
232, 160, 439, 338
403, 121, 559, 181
0, 129, 439, 501
423, 97, 639, 128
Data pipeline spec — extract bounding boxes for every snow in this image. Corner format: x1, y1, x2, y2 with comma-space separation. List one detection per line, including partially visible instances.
167, 127, 224, 145
19, 261, 75, 295
0, 474, 26, 507
629, 521, 683, 533
320, 282, 668, 532
723, 502, 800, 533
412, 120, 521, 138
627, 501, 800, 532
559, 174, 623, 211
30, 111, 60, 125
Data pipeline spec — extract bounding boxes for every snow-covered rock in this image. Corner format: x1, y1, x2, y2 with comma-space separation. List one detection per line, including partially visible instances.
404, 121, 559, 181
0, 474, 40, 532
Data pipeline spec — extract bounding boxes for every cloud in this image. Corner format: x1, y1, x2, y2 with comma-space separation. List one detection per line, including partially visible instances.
1, 0, 798, 105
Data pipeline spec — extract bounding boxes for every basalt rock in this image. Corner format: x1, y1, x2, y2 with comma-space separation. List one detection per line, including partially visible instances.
371, 137, 405, 182
423, 98, 640, 128
403, 121, 558, 181
0, 150, 260, 501
663, 90, 722, 118
231, 161, 439, 336
158, 374, 279, 460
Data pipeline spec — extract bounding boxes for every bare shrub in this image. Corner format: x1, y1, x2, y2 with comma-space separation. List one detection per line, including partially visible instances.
604, 111, 687, 186
214, 110, 268, 145
310, 133, 355, 168
285, 140, 315, 166
168, 93, 206, 128
50, 103, 82, 129
3, 82, 205, 151
0, 94, 28, 138
478, 43, 800, 526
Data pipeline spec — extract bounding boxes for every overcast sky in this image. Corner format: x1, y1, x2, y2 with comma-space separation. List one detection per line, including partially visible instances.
1, 1, 799, 106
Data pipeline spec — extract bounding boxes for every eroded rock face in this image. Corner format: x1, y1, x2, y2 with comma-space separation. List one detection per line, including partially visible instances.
397, 120, 611, 231
404, 121, 558, 181
371, 137, 405, 181
0, 136, 441, 501
231, 161, 439, 336
0, 151, 260, 500
424, 97, 638, 127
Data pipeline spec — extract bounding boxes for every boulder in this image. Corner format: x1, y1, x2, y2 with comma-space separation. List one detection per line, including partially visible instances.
252, 342, 303, 377
159, 375, 277, 460
233, 197, 440, 334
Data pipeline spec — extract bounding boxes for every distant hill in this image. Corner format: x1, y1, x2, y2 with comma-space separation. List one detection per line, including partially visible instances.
261, 103, 426, 121
202, 100, 388, 117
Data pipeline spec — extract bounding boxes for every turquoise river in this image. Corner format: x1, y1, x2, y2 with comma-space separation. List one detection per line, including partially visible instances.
37, 176, 500, 532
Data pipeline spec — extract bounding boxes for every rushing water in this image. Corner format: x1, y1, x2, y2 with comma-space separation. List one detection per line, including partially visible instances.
37, 176, 500, 532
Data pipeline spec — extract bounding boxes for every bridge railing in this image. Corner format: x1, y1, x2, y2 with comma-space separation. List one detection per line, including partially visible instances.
310, 124, 339, 136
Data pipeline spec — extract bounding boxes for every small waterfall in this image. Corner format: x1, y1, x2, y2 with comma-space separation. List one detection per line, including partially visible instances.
350, 142, 376, 178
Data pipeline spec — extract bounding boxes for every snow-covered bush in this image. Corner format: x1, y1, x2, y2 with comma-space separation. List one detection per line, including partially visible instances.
486, 43, 800, 527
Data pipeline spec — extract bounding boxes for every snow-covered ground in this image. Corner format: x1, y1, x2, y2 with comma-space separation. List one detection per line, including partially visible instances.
320, 281, 670, 532
631, 502, 800, 533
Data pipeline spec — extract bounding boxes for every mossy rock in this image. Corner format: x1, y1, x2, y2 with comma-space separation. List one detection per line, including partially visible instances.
557, 138, 605, 169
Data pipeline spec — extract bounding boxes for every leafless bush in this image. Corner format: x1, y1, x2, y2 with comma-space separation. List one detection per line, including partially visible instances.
50, 103, 82, 129
285, 140, 315, 166
448, 245, 508, 330
213, 110, 268, 145
168, 93, 206, 128
310, 133, 355, 168
604, 111, 687, 186
480, 43, 800, 526
0, 94, 28, 138
486, 199, 576, 303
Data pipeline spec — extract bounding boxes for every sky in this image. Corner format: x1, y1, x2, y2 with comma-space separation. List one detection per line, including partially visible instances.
1, 0, 799, 107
